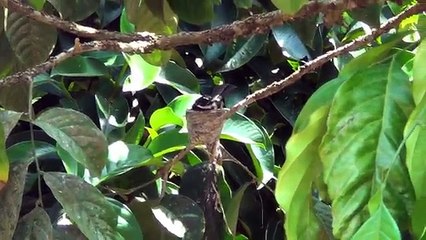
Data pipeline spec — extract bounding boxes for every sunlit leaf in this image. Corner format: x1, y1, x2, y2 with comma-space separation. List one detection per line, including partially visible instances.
320, 56, 414, 238
0, 123, 8, 191
123, 54, 161, 91
149, 107, 183, 131
413, 39, 426, 105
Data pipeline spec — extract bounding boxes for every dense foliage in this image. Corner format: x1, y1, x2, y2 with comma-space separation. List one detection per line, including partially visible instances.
1, 0, 426, 239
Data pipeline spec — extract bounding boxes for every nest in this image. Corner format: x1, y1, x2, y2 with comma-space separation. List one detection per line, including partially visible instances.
186, 109, 228, 146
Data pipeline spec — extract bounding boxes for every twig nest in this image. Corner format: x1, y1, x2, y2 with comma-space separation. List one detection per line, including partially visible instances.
186, 109, 228, 145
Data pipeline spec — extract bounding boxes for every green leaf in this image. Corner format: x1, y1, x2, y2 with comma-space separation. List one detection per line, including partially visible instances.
7, 141, 56, 164
219, 34, 268, 72
152, 194, 205, 239
35, 108, 108, 177
233, 0, 251, 9
56, 144, 85, 177
351, 203, 401, 240
43, 172, 133, 240
411, 197, 426, 240
246, 122, 274, 185
0, 109, 22, 138
124, 111, 145, 144
413, 39, 426, 105
149, 107, 183, 131
222, 113, 264, 146
12, 207, 52, 240
167, 0, 216, 24
225, 183, 249, 235
123, 54, 161, 91
404, 95, 426, 238
47, 0, 100, 21
27, 0, 46, 10
103, 141, 155, 179
157, 62, 200, 94
275, 100, 332, 240
0, 76, 30, 112
51, 56, 109, 77
272, 24, 310, 60
168, 94, 200, 117
107, 198, 144, 240
0, 122, 8, 190
271, 0, 308, 15
320, 57, 414, 238
5, 10, 57, 68
147, 129, 188, 157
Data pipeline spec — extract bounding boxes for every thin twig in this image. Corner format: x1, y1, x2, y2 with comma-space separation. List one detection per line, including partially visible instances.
224, 3, 426, 118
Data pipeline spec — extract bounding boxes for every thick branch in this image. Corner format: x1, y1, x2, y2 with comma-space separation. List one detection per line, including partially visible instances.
224, 3, 426, 118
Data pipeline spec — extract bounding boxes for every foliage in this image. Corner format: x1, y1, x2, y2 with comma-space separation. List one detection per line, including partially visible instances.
1, 0, 426, 239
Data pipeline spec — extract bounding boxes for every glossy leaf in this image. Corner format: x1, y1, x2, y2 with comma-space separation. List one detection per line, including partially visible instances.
351, 203, 401, 240
103, 141, 155, 179
222, 113, 264, 146
12, 207, 52, 240
124, 111, 145, 144
320, 57, 414, 238
149, 107, 183, 131
5, 11, 57, 68
272, 24, 310, 60
44, 172, 139, 240
51, 56, 109, 77
47, 0, 100, 21
168, 94, 200, 117
413, 39, 426, 105
147, 129, 188, 157
0, 109, 22, 138
218, 34, 268, 72
35, 108, 108, 176
123, 53, 161, 91
7, 141, 56, 164
152, 194, 205, 239
272, 0, 308, 15
157, 62, 200, 94
107, 198, 144, 240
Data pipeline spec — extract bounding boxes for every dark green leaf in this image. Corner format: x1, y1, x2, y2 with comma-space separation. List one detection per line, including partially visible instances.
35, 108, 108, 176
51, 56, 109, 77
225, 183, 249, 235
107, 198, 144, 240
222, 113, 264, 146
7, 141, 56, 164
124, 111, 145, 144
47, 0, 100, 21
43, 172, 127, 240
272, 24, 310, 60
158, 62, 200, 94
12, 207, 52, 240
167, 0, 216, 24
0, 109, 22, 138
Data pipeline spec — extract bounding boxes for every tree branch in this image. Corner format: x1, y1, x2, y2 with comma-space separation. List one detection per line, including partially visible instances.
224, 3, 426, 118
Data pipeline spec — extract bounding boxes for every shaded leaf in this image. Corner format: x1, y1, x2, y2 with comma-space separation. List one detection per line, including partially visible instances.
167, 0, 216, 24
272, 24, 310, 60
5, 11, 57, 68
51, 56, 109, 77
107, 198, 144, 240
0, 109, 22, 138
13, 207, 52, 240
0, 123, 8, 191
47, 0, 100, 21
7, 141, 56, 164
222, 113, 264, 146
44, 172, 128, 240
157, 62, 200, 94
124, 111, 145, 144
225, 183, 249, 235
219, 34, 268, 72
35, 108, 108, 176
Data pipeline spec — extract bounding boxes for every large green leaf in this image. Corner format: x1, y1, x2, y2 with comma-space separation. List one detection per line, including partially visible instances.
7, 141, 56, 164
149, 107, 183, 131
12, 207, 52, 240
124, 111, 145, 144
44, 172, 143, 240
47, 0, 100, 21
0, 109, 21, 138
222, 113, 264, 146
413, 39, 426, 105
351, 203, 400, 240
275, 80, 341, 240
5, 11, 57, 68
147, 128, 188, 157
404, 95, 426, 238
35, 108, 108, 176
320, 57, 414, 238
225, 183, 249, 236
272, 24, 310, 60
157, 62, 200, 94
